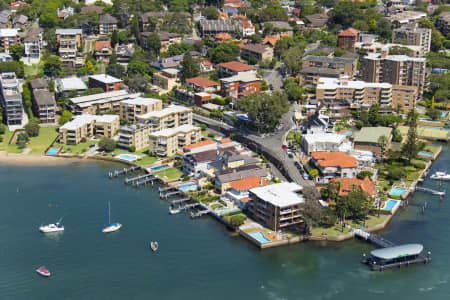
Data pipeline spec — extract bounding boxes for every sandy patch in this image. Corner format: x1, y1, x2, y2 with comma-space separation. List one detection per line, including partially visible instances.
0, 151, 82, 166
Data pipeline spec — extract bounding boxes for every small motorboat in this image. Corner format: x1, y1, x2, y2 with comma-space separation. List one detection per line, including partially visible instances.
430, 172, 450, 180
39, 218, 64, 233
150, 241, 159, 252
169, 207, 181, 215
36, 266, 51, 277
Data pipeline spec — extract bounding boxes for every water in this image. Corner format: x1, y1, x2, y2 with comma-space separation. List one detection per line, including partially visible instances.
0, 145, 450, 299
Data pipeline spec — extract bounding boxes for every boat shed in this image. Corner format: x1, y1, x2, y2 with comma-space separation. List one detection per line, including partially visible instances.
370, 244, 423, 261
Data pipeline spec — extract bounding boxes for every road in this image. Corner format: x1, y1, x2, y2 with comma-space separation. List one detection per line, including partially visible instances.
194, 105, 314, 187
263, 68, 283, 91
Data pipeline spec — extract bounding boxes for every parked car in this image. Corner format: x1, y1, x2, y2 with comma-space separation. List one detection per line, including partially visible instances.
282, 144, 288, 150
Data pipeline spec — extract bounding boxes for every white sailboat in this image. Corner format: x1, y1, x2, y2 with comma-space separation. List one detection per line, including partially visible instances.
102, 202, 122, 233
39, 218, 64, 233
430, 171, 450, 181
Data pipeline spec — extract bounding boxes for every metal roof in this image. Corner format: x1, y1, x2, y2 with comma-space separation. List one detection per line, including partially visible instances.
354, 127, 392, 144
371, 244, 423, 260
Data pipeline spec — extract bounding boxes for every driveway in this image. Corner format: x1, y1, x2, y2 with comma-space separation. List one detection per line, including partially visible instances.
263, 69, 283, 91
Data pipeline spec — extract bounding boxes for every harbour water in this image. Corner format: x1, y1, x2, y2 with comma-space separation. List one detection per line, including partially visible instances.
0, 145, 449, 300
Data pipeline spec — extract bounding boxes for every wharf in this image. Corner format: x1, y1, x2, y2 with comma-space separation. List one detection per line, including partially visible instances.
108, 166, 141, 178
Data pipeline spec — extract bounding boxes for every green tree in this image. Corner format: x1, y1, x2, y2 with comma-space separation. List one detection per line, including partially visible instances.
401, 109, 419, 164
106, 63, 125, 79
389, 46, 414, 56
426, 108, 441, 120
320, 207, 338, 227
9, 44, 24, 61
58, 110, 73, 125
180, 52, 199, 82
229, 214, 247, 227
43, 56, 62, 77
111, 30, 119, 48
24, 119, 40, 137
356, 171, 374, 180
0, 61, 24, 77
201, 6, 219, 19
22, 84, 33, 117
43, 29, 58, 53
99, 137, 116, 152
16, 132, 29, 149
330, 1, 363, 28
282, 47, 304, 74
238, 91, 290, 132
208, 43, 241, 64
145, 33, 161, 57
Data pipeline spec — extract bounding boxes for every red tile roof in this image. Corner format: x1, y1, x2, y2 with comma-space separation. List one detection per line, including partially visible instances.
220, 138, 232, 144
202, 59, 213, 66
239, 197, 251, 203
330, 176, 376, 197
186, 76, 220, 88
217, 61, 255, 72
215, 33, 232, 40
229, 176, 269, 191
311, 152, 357, 168
240, 20, 254, 29
183, 139, 216, 150
338, 27, 360, 37
218, 12, 229, 20
95, 40, 111, 51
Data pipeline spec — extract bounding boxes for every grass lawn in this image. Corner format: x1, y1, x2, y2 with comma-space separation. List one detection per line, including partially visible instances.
0, 128, 23, 153
201, 130, 216, 138
28, 127, 59, 154
113, 147, 158, 166
24, 60, 44, 77
53, 140, 98, 154
154, 167, 183, 182
424, 145, 440, 153
311, 214, 390, 237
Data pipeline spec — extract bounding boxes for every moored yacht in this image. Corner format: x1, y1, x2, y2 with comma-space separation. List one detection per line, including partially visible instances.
430, 171, 450, 180
102, 202, 122, 233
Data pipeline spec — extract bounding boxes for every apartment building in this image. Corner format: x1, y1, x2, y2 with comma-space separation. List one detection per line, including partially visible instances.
217, 61, 256, 78
391, 85, 418, 111
148, 124, 201, 157
354, 41, 424, 57
220, 71, 260, 101
185, 76, 220, 93
0, 28, 19, 50
119, 97, 162, 123
59, 114, 119, 144
55, 29, 83, 67
117, 124, 153, 151
153, 68, 179, 92
98, 14, 117, 35
249, 182, 305, 232
33, 90, 56, 124
393, 24, 432, 53
0, 72, 23, 126
136, 105, 192, 131
30, 78, 48, 92
310, 152, 357, 183
24, 27, 42, 61
241, 44, 273, 62
315, 77, 393, 108
299, 67, 340, 86
361, 53, 426, 98
199, 19, 235, 37
338, 27, 360, 50
436, 12, 450, 35
302, 54, 358, 79
88, 74, 123, 92
69, 90, 140, 115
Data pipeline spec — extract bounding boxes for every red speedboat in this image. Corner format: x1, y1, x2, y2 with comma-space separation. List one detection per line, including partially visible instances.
36, 266, 51, 277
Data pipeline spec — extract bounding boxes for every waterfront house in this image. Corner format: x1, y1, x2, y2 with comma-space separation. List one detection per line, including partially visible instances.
310, 152, 357, 183
214, 164, 268, 193
148, 124, 201, 157
68, 90, 139, 115
248, 182, 305, 231
225, 176, 270, 210
329, 176, 376, 198
32, 90, 56, 124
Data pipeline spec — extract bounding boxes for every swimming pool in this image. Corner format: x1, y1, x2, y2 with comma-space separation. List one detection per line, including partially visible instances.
418, 151, 433, 157
390, 188, 406, 197
217, 208, 241, 216
179, 185, 198, 192
383, 199, 400, 211
47, 147, 60, 156
249, 231, 271, 244
152, 164, 169, 171
441, 112, 448, 118
177, 181, 196, 187
116, 154, 140, 161
341, 131, 353, 136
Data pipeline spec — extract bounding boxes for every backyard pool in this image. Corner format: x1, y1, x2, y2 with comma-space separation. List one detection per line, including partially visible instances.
217, 208, 241, 216
179, 185, 198, 192
152, 164, 169, 171
382, 199, 400, 211
420, 126, 450, 131
249, 231, 271, 244
418, 151, 433, 157
341, 131, 353, 136
116, 154, 140, 162
442, 112, 448, 118
177, 181, 196, 187
46, 147, 61, 156
390, 188, 406, 197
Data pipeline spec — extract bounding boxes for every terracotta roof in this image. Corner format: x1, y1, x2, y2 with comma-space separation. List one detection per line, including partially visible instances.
311, 152, 357, 168
217, 61, 255, 72
233, 14, 247, 20
218, 12, 229, 20
81, 5, 104, 14
215, 32, 232, 40
339, 27, 360, 37
202, 59, 212, 66
229, 176, 269, 191
330, 177, 376, 197
240, 20, 253, 29
239, 197, 251, 203
262, 36, 280, 47
95, 40, 111, 51
186, 76, 220, 87
220, 138, 231, 144
183, 139, 216, 150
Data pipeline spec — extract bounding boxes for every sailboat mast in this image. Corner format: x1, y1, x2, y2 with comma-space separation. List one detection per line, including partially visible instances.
108, 202, 111, 224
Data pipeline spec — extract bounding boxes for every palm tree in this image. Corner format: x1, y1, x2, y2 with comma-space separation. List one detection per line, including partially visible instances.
378, 135, 388, 161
